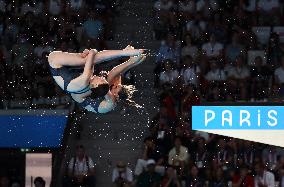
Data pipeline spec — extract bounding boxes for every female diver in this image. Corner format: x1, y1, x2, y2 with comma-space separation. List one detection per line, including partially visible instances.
48, 46, 146, 113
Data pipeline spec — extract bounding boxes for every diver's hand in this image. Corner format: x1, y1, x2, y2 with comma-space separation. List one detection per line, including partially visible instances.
79, 49, 90, 58
80, 49, 98, 58
123, 45, 144, 56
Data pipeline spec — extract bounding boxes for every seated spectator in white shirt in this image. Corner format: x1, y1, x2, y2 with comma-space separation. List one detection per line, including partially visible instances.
202, 34, 223, 60
225, 33, 245, 64
112, 161, 133, 187
168, 137, 189, 175
227, 56, 251, 100
227, 56, 250, 80
66, 145, 96, 187
159, 60, 179, 86
205, 61, 226, 82
254, 162, 275, 187
180, 55, 200, 86
257, 0, 280, 25
181, 34, 198, 59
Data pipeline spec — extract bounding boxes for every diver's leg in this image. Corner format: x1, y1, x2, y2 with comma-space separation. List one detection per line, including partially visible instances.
107, 55, 146, 83
94, 47, 144, 64
48, 51, 87, 68
48, 47, 144, 67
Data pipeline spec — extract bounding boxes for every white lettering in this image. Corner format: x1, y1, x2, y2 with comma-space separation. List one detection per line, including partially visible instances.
267, 110, 277, 127
240, 110, 251, 127
205, 110, 215, 127
222, 110, 232, 127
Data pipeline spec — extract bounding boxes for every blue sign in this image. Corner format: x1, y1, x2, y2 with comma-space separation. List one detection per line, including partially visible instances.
0, 113, 68, 148
192, 106, 284, 130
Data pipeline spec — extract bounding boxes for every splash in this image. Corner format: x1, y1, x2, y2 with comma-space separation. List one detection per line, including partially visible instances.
121, 84, 144, 109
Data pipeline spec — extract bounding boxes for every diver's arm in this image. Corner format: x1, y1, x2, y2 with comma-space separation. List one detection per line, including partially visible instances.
93, 48, 144, 64
97, 92, 117, 114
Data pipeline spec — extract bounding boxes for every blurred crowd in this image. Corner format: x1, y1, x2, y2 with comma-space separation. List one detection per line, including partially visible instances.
153, 0, 284, 103
0, 0, 120, 110
112, 0, 284, 187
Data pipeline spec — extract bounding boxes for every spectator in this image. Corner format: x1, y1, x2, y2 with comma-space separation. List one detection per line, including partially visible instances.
34, 177, 46, 187
205, 61, 227, 82
180, 55, 200, 86
254, 162, 275, 187
66, 145, 96, 187
180, 85, 200, 116
196, 0, 219, 18
66, 0, 86, 13
181, 34, 198, 59
154, 0, 173, 12
192, 137, 210, 170
227, 56, 251, 100
240, 141, 257, 170
168, 136, 189, 175
21, 0, 43, 16
225, 33, 245, 64
112, 161, 133, 187
159, 90, 177, 120
178, 0, 196, 17
136, 159, 162, 187
185, 165, 204, 187
274, 56, 284, 96
262, 146, 284, 171
185, 12, 207, 43
47, 0, 63, 16
257, 0, 281, 25
159, 60, 179, 87
278, 165, 284, 187
156, 34, 181, 64
134, 137, 165, 176
202, 34, 223, 61
210, 167, 227, 187
212, 138, 234, 171
11, 34, 33, 65
267, 33, 283, 67
250, 56, 272, 100
160, 166, 182, 187
232, 166, 254, 187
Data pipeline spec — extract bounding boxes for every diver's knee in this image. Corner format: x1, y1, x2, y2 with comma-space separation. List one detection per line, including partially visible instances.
47, 51, 60, 65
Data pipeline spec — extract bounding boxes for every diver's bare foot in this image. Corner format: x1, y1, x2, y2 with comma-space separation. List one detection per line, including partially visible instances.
123, 45, 144, 56
129, 54, 146, 64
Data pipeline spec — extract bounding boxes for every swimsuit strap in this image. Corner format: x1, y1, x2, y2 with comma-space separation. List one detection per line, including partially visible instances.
78, 96, 105, 113
67, 85, 91, 94
49, 65, 85, 92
